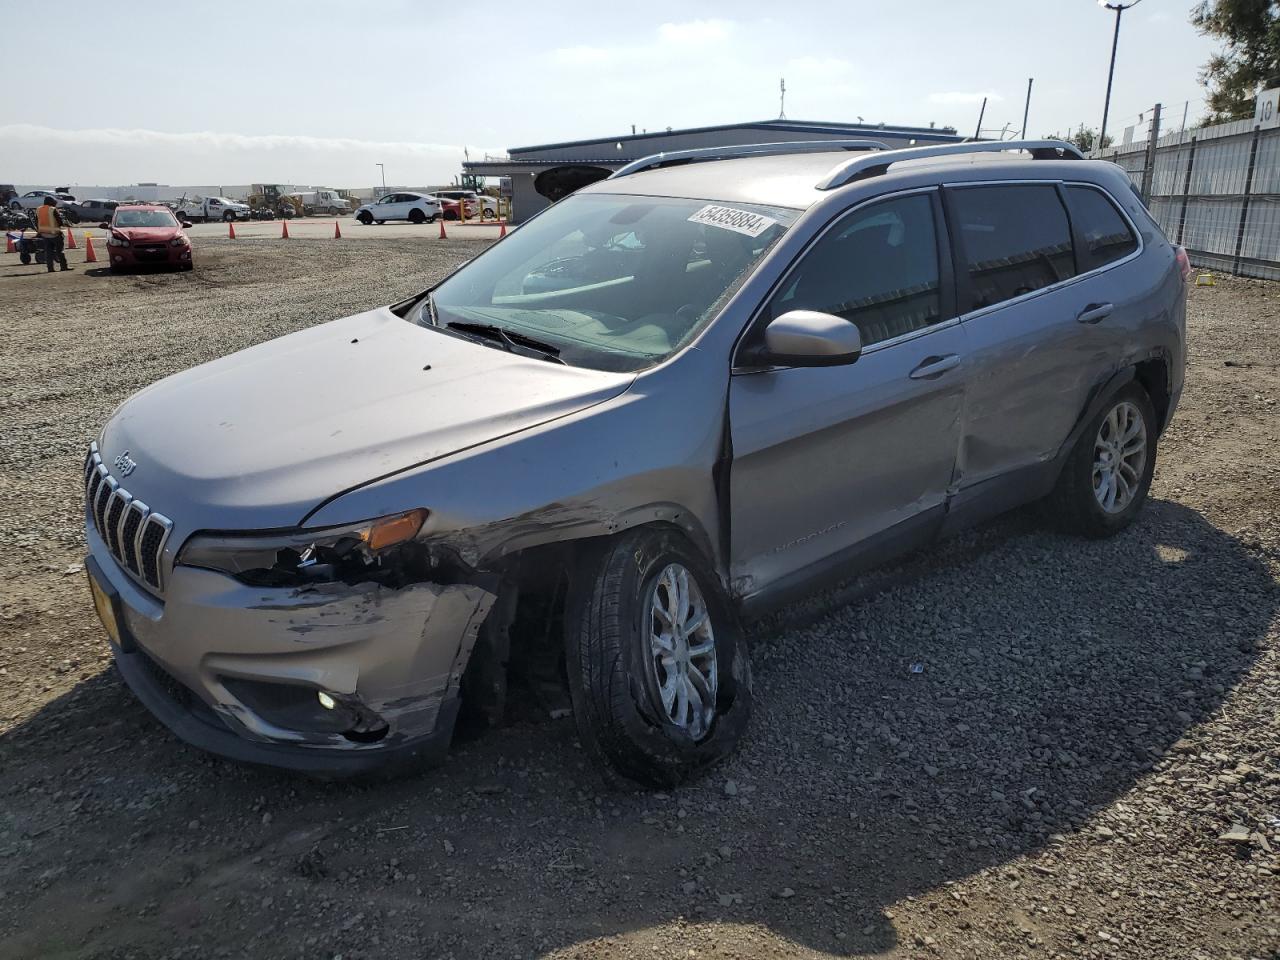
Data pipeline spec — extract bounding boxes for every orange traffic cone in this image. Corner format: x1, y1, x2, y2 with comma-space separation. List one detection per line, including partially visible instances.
5, 233, 13, 253
498, 219, 507, 238
438, 215, 447, 240
333, 220, 341, 239
66, 226, 77, 249
281, 220, 290, 239
228, 221, 236, 239
84, 234, 97, 264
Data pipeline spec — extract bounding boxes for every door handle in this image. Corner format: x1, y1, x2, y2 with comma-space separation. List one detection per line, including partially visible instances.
909, 354, 961, 379
1076, 302, 1113, 324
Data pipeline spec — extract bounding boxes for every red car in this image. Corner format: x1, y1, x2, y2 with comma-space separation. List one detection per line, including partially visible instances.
437, 197, 480, 221
102, 204, 194, 272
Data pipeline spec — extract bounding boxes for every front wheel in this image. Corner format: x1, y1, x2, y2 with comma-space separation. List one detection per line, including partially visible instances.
565, 528, 752, 789
1046, 381, 1157, 538
356, 211, 373, 225
223, 211, 236, 222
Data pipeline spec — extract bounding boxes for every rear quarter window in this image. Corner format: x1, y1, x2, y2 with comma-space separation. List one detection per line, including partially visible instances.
1065, 184, 1139, 271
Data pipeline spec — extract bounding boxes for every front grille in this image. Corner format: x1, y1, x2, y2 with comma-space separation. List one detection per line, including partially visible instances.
134, 244, 168, 261
85, 441, 173, 593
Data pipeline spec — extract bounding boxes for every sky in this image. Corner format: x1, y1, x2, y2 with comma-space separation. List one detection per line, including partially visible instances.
2, 0, 1220, 189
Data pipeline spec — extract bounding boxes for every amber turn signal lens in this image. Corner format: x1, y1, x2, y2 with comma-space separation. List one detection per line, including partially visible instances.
364, 509, 428, 552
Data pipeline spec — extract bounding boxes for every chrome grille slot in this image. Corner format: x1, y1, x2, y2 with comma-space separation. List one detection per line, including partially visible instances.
120, 502, 145, 574
84, 442, 173, 593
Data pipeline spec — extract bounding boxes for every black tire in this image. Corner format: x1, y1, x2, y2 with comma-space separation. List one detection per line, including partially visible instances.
223, 211, 235, 222
1045, 381, 1157, 538
444, 210, 458, 221
357, 211, 373, 225
19, 252, 31, 265
408, 208, 426, 224
63, 209, 80, 224
565, 527, 752, 789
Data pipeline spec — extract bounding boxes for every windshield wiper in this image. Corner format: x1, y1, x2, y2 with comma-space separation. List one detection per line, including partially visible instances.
445, 321, 564, 364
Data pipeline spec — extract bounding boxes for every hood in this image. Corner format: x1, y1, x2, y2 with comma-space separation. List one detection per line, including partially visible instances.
98, 307, 633, 534
116, 226, 181, 242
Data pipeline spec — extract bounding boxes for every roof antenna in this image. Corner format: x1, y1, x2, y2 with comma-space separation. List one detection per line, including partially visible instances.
778, 77, 787, 120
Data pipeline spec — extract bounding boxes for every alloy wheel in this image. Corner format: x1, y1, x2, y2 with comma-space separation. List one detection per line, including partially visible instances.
644, 563, 718, 739
1093, 400, 1148, 513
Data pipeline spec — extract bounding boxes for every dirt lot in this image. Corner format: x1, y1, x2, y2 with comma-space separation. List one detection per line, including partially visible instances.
0, 239, 1277, 960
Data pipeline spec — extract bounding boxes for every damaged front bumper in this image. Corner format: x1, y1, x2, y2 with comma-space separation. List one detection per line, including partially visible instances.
86, 522, 496, 777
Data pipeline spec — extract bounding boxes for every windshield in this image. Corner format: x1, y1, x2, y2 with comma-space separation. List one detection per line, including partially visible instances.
424, 193, 796, 372
115, 209, 178, 228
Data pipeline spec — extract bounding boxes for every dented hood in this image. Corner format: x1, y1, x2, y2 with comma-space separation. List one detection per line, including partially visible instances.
99, 307, 633, 532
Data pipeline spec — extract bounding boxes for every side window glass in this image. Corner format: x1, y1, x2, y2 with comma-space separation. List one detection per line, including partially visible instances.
949, 185, 1075, 311
1065, 185, 1138, 270
768, 193, 943, 348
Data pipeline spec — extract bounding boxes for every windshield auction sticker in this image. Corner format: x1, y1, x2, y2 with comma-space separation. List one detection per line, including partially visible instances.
687, 204, 777, 238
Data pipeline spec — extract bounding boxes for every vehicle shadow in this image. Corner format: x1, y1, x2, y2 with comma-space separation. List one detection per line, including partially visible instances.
0, 499, 1272, 958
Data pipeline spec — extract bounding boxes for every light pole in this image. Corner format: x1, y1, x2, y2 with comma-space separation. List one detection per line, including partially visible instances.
1098, 0, 1142, 152
375, 163, 386, 194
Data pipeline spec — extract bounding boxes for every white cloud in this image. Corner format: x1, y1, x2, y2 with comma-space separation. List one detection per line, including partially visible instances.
551, 45, 613, 66
784, 56, 856, 80
928, 91, 1005, 105
551, 18, 735, 66
0, 124, 503, 188
657, 19, 733, 44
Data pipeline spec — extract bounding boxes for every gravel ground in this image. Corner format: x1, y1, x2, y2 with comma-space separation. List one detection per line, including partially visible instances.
0, 240, 1276, 960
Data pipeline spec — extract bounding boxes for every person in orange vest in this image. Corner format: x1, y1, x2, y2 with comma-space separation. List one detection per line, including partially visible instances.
36, 196, 70, 272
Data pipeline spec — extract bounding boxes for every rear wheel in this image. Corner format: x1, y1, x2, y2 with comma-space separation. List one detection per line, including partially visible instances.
565, 528, 752, 789
1046, 381, 1156, 538
408, 208, 426, 224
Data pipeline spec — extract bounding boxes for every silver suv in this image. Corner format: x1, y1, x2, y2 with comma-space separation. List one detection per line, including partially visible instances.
83, 140, 1187, 786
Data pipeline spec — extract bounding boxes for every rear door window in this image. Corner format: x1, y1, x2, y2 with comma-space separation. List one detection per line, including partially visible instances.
1065, 185, 1138, 271
947, 184, 1076, 312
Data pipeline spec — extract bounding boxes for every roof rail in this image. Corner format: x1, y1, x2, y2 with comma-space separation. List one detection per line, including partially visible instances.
815, 139, 1085, 190
608, 139, 888, 180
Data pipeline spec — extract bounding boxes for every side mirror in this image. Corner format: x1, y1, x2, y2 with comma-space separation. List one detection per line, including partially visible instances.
181, 221, 194, 229
745, 310, 863, 368
98, 221, 109, 230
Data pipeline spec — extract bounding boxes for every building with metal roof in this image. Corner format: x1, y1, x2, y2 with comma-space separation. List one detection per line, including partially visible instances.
463, 118, 961, 223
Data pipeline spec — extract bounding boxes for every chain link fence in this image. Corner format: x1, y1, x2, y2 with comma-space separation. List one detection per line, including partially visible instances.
1092, 107, 1280, 281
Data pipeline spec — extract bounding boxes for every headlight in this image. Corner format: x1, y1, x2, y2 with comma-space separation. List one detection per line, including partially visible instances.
178, 509, 428, 587
169, 236, 188, 247
106, 236, 129, 247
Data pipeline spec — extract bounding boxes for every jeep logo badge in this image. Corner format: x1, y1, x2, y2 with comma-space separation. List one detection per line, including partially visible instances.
113, 451, 137, 477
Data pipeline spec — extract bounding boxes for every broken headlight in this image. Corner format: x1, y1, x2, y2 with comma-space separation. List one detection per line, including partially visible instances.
177, 509, 428, 587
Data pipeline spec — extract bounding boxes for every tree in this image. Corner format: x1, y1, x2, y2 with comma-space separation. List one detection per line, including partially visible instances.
1192, 0, 1280, 121
1047, 128, 1114, 153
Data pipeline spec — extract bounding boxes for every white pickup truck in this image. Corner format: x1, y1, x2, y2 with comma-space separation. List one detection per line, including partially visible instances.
294, 190, 352, 216
176, 196, 251, 222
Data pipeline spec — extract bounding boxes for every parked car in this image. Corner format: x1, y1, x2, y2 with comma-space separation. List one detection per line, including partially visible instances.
101, 204, 195, 272
293, 190, 352, 216
81, 140, 1186, 785
354, 192, 442, 225
435, 197, 470, 221
434, 189, 495, 218
175, 196, 250, 223
77, 199, 120, 223
9, 190, 80, 222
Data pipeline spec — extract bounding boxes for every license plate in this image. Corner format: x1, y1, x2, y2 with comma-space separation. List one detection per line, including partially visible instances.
87, 569, 122, 646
